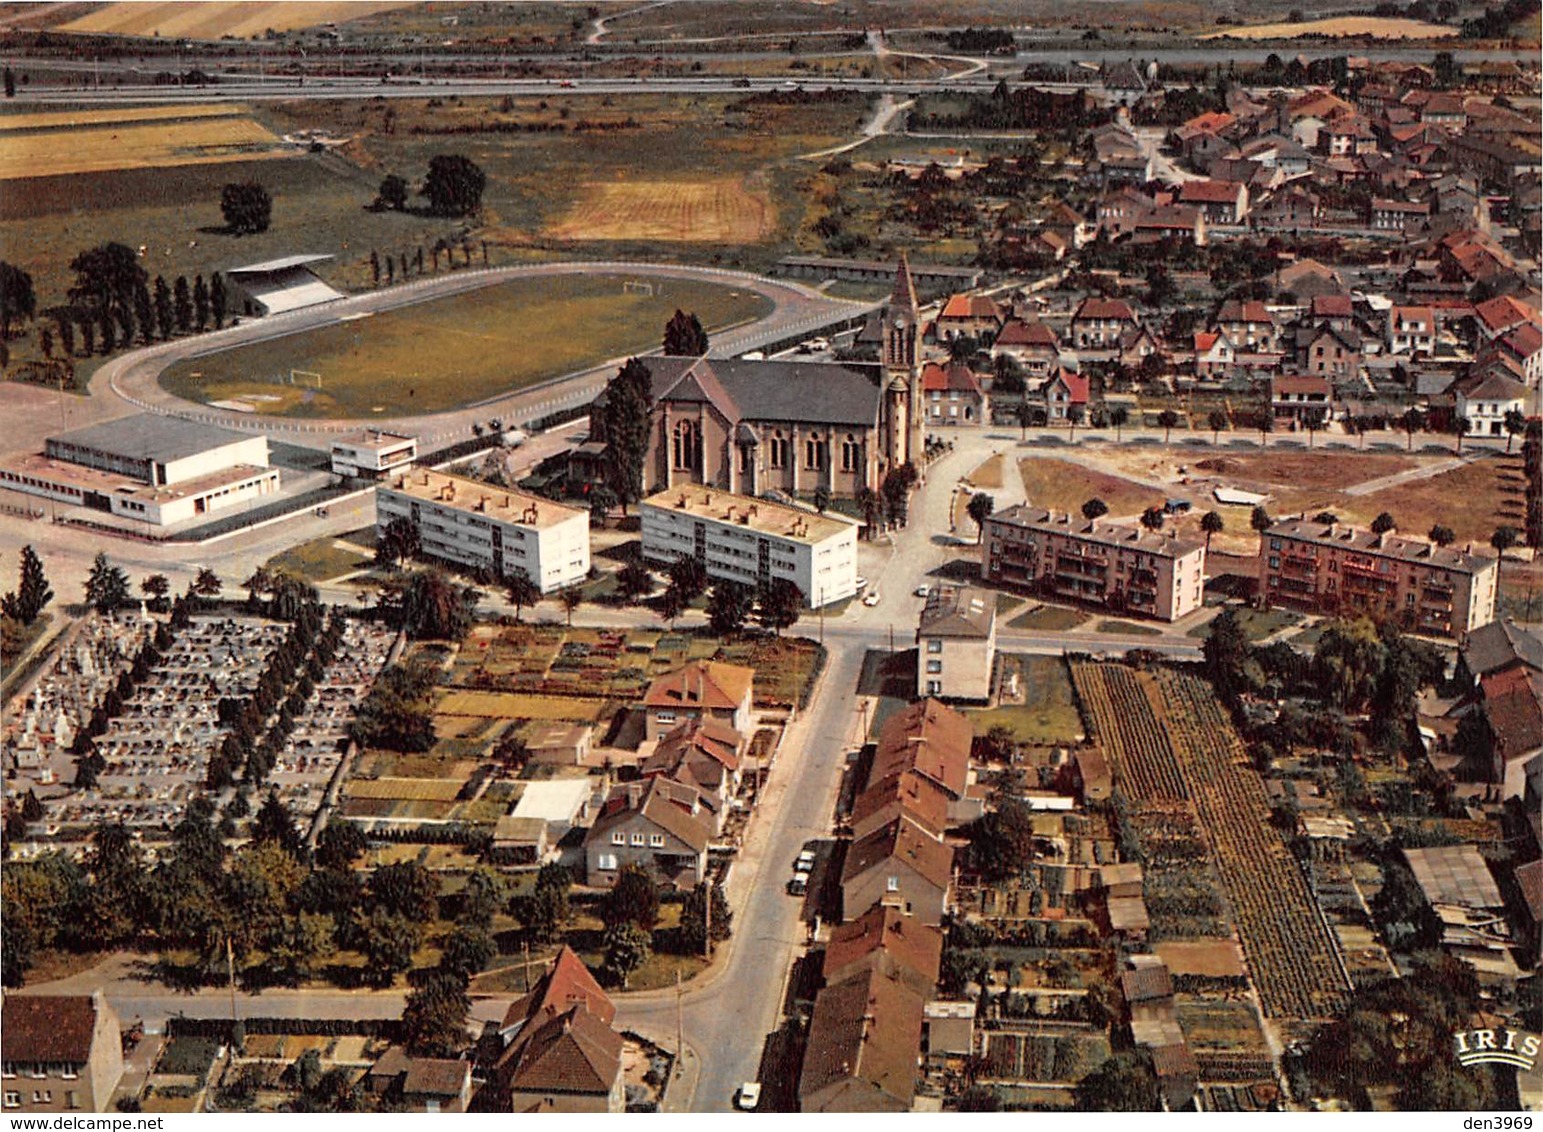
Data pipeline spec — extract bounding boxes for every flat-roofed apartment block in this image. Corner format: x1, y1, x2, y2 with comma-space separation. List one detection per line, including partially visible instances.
982, 504, 1206, 621
0, 413, 278, 525
1259, 518, 1497, 636
331, 430, 417, 478
640, 483, 858, 608
916, 584, 997, 701
376, 467, 589, 593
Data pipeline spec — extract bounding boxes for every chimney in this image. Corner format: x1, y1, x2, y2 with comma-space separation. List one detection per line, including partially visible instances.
503, 494, 511, 508
626, 783, 642, 809
704, 492, 712, 506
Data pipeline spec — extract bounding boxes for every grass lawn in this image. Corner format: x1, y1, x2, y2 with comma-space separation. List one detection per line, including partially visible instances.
1187, 606, 1300, 641
1008, 603, 1091, 632
967, 654, 1082, 744
160, 272, 771, 418
1096, 619, 1163, 636
968, 453, 1005, 489
263, 537, 371, 583
1019, 457, 1163, 520
996, 594, 1026, 616
1, 611, 54, 683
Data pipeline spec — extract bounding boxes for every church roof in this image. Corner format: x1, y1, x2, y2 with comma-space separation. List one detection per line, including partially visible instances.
889, 252, 919, 319
653, 358, 883, 428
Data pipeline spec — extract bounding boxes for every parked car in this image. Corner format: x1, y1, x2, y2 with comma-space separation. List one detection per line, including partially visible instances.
787, 875, 808, 896
862, 591, 881, 607
737, 1083, 762, 1110
795, 850, 816, 873
914, 584, 931, 598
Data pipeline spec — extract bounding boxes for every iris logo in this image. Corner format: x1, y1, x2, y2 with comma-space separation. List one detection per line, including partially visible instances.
1453, 1028, 1540, 1070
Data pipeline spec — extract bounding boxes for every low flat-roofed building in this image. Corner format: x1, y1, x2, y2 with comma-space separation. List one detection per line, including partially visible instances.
640, 483, 858, 608
983, 503, 1206, 622
526, 723, 593, 766
331, 430, 418, 478
509, 778, 594, 840
376, 467, 590, 593
916, 584, 997, 701
1258, 518, 1497, 636
1, 414, 278, 526
1403, 844, 1514, 972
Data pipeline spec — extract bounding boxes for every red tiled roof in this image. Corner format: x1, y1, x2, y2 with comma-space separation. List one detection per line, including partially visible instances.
1073, 296, 1137, 323
823, 905, 943, 992
507, 1006, 623, 1096
1311, 294, 1354, 318
1501, 323, 1542, 359
1046, 369, 1091, 404
870, 698, 973, 799
994, 319, 1058, 348
1272, 375, 1332, 396
799, 966, 925, 1111
1481, 665, 1543, 760
1179, 179, 1242, 204
1, 996, 105, 1065
642, 660, 753, 713
506, 946, 616, 1029
842, 815, 955, 890
920, 361, 984, 395
1193, 331, 1221, 352
939, 293, 1002, 322
1475, 295, 1538, 335
850, 768, 951, 839
1217, 299, 1272, 324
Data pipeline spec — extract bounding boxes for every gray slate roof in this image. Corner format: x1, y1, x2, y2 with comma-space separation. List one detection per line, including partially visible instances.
1463, 620, 1543, 679
650, 357, 884, 428
48, 413, 256, 463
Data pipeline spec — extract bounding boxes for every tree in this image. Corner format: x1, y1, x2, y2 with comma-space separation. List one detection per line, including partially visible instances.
401, 970, 470, 1056
1075, 1051, 1160, 1112
1139, 506, 1164, 531
589, 483, 619, 528
1204, 607, 1252, 704
371, 860, 440, 923
68, 243, 145, 331
967, 798, 1038, 881
1453, 414, 1471, 455
1200, 509, 1224, 549
1257, 408, 1274, 445
1303, 406, 1326, 447
679, 882, 732, 955
315, 822, 368, 872
210, 273, 226, 329
1157, 408, 1179, 444
596, 357, 653, 514
174, 276, 193, 333
457, 867, 508, 930
1371, 511, 1396, 535
1082, 498, 1108, 521
707, 580, 754, 635
667, 554, 709, 603
662, 309, 708, 356
0, 261, 35, 340
616, 558, 655, 603
2, 546, 52, 626
504, 571, 541, 622
1503, 408, 1526, 452
139, 573, 171, 613
350, 660, 438, 753
375, 516, 421, 569
601, 865, 660, 930
1427, 524, 1455, 547
153, 276, 173, 339
601, 922, 650, 989
421, 155, 486, 216
377, 173, 409, 211
132, 277, 153, 345
438, 923, 495, 982
1491, 526, 1520, 554
557, 585, 583, 626
1207, 408, 1228, 444
757, 577, 804, 634
657, 585, 685, 627
191, 275, 209, 331
812, 483, 832, 515
392, 569, 478, 640
1066, 402, 1085, 441
221, 181, 272, 235
253, 788, 303, 857
1109, 404, 1129, 442
514, 863, 571, 944
84, 552, 130, 614
1250, 505, 1273, 534
1402, 406, 1424, 451
967, 492, 995, 543
97, 307, 115, 354
2, 67, 12, 99
1432, 49, 1460, 86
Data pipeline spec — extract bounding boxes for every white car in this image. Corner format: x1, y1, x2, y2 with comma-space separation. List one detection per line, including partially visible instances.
914, 584, 931, 598
737, 1083, 762, 1110
862, 591, 880, 607
795, 850, 816, 873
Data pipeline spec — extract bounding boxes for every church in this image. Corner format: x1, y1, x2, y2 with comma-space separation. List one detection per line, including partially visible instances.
635, 256, 925, 500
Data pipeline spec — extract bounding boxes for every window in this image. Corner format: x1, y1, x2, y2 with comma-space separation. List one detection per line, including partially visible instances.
611, 832, 626, 845
59, 1067, 76, 1081
630, 832, 646, 846
31, 1092, 48, 1105
926, 660, 942, 674
840, 437, 861, 473
3, 1093, 17, 1108
656, 711, 676, 724
769, 433, 788, 469
1269, 557, 1280, 569
1, 1065, 12, 1080
672, 420, 702, 472
598, 853, 618, 870
66, 1092, 79, 1111
885, 876, 900, 892
926, 639, 942, 654
649, 834, 665, 848
804, 436, 826, 471
927, 680, 942, 695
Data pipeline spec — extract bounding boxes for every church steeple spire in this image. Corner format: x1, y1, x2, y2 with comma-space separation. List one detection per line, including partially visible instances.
889, 250, 918, 319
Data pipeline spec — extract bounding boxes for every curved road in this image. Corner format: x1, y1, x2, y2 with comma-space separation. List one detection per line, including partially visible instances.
96, 260, 874, 449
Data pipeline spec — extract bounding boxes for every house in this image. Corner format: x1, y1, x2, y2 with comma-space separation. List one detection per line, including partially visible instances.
1042, 369, 1090, 422
1299, 323, 1361, 378
1270, 375, 1332, 422
1454, 371, 1527, 437
1370, 197, 1431, 233
868, 698, 974, 806
992, 319, 1061, 377
1239, 133, 1312, 176
840, 815, 954, 925
526, 723, 593, 767
1132, 204, 1207, 247
368, 1048, 472, 1113
1275, 257, 1346, 300
1193, 330, 1236, 378
1473, 295, 1539, 343
1466, 665, 1543, 798
1493, 323, 1543, 385
1386, 305, 1436, 355
1214, 299, 1277, 352
1096, 187, 1154, 239
1457, 620, 1543, 688
1070, 297, 1139, 350
849, 767, 951, 842
641, 659, 754, 741
584, 777, 715, 889
798, 965, 925, 1112
487, 947, 625, 1113
1178, 179, 1249, 225
508, 778, 594, 843
919, 361, 986, 426
935, 293, 1004, 341
1253, 185, 1322, 230
1402, 845, 1515, 979
0, 994, 123, 1113
1044, 201, 1094, 249
1310, 293, 1356, 330
1117, 324, 1164, 369
916, 583, 997, 701
641, 717, 744, 814
823, 905, 943, 999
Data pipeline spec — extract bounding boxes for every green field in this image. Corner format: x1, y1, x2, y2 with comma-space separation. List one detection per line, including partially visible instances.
159, 273, 772, 418
967, 654, 1083, 744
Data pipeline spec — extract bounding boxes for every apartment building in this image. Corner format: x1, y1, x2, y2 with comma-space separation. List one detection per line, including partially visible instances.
376, 467, 590, 593
982, 504, 1206, 622
916, 585, 998, 701
330, 430, 418, 478
1258, 519, 1498, 636
640, 483, 858, 608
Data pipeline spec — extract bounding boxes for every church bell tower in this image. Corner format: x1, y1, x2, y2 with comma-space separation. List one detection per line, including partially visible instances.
883, 252, 922, 471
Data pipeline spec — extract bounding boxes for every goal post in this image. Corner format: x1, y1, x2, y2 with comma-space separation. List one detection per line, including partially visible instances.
292, 369, 323, 389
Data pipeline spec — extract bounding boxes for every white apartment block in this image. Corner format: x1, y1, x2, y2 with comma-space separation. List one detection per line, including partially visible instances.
640, 484, 858, 609
331, 430, 417, 478
376, 467, 590, 593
